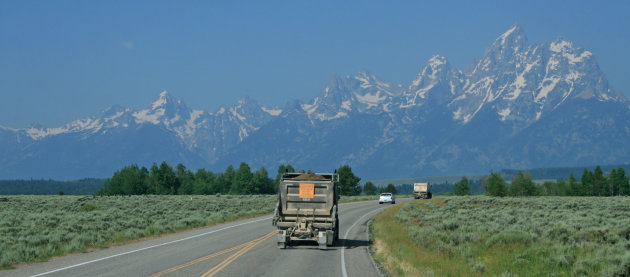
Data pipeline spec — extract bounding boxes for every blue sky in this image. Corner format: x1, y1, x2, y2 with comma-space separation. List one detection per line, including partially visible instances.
1, 1, 629, 128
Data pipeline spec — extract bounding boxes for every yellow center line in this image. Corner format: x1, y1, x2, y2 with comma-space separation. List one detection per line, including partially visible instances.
200, 231, 276, 277
148, 231, 275, 277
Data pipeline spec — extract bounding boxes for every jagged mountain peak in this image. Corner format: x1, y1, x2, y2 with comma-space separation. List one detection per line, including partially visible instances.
427, 54, 448, 67
228, 97, 263, 119
99, 105, 127, 117
3, 25, 630, 180
403, 54, 465, 108
548, 38, 595, 65
133, 91, 191, 126
490, 24, 528, 52
232, 96, 261, 110
474, 25, 529, 74
496, 24, 526, 45
151, 90, 178, 110
415, 54, 453, 82
230, 97, 281, 118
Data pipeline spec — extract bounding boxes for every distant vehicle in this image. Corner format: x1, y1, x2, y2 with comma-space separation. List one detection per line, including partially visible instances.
272, 172, 339, 250
379, 193, 395, 204
413, 182, 432, 199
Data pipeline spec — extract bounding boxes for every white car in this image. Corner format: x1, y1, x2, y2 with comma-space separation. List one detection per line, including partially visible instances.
379, 193, 395, 204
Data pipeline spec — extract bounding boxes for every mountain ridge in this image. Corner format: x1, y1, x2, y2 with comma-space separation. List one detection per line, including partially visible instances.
1, 24, 629, 180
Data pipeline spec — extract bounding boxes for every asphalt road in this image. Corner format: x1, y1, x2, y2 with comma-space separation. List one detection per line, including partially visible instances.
4, 198, 410, 277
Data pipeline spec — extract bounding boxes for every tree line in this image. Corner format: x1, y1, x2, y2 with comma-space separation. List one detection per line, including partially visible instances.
0, 178, 106, 195
453, 166, 630, 197
98, 162, 364, 196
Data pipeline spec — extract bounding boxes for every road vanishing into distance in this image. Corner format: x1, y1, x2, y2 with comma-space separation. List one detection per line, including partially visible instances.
5, 198, 411, 277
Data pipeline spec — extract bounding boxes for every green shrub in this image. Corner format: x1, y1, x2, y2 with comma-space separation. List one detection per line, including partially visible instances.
0, 194, 276, 267
485, 230, 534, 246
388, 196, 630, 276
79, 203, 98, 212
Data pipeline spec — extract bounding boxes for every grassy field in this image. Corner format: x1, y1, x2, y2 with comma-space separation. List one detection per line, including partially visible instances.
0, 194, 278, 269
0, 194, 378, 269
371, 196, 630, 276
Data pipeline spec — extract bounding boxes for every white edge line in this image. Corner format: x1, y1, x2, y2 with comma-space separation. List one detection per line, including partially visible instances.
341, 206, 387, 277
30, 200, 375, 277
31, 216, 272, 277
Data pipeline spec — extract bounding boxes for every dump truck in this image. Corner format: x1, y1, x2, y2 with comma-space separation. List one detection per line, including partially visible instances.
272, 172, 339, 249
413, 182, 432, 199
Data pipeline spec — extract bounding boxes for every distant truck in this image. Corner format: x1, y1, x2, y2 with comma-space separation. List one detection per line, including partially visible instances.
413, 182, 432, 199
272, 172, 339, 249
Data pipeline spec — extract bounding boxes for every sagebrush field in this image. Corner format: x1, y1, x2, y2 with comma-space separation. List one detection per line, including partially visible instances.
0, 194, 276, 268
0, 194, 377, 269
372, 196, 630, 276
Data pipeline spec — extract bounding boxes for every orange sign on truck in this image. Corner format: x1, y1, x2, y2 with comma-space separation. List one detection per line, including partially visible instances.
299, 183, 315, 199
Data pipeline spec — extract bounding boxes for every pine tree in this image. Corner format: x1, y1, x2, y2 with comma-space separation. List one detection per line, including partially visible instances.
193, 169, 216, 194
454, 176, 470, 196
363, 181, 378, 195
216, 165, 235, 194
338, 165, 361, 196
231, 162, 253, 194
146, 162, 178, 194
381, 184, 398, 194
568, 174, 580, 196
508, 171, 537, 196
176, 163, 195, 195
594, 166, 608, 196
486, 172, 507, 197
617, 168, 630, 196
581, 169, 594, 196
276, 164, 295, 186
608, 169, 619, 196
252, 167, 273, 194
610, 167, 629, 196
99, 164, 148, 195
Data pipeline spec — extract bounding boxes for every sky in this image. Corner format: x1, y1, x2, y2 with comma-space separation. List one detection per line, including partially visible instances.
1, 0, 629, 128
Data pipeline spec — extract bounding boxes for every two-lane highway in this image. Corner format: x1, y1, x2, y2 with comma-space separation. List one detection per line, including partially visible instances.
5, 199, 409, 277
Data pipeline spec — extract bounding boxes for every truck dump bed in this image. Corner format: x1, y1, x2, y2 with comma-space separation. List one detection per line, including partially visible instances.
413, 182, 432, 199
273, 172, 339, 249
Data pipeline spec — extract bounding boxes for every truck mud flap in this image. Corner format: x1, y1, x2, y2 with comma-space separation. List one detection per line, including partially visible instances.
326, 230, 334, 246
277, 229, 287, 249
318, 231, 328, 249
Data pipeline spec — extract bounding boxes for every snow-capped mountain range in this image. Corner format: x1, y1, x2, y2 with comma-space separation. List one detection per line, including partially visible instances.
1, 25, 629, 180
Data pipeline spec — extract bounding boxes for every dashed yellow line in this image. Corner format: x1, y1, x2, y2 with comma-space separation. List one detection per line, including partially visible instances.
148, 231, 275, 277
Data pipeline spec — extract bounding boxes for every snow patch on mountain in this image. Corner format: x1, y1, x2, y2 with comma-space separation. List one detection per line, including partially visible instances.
178, 110, 205, 137
0, 125, 17, 131
341, 100, 352, 111
536, 77, 560, 103
230, 107, 246, 121
152, 91, 169, 109
262, 107, 282, 116
133, 108, 164, 124
105, 111, 124, 122
26, 127, 68, 140
498, 107, 511, 121
499, 25, 519, 45
355, 91, 387, 108
301, 98, 319, 115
